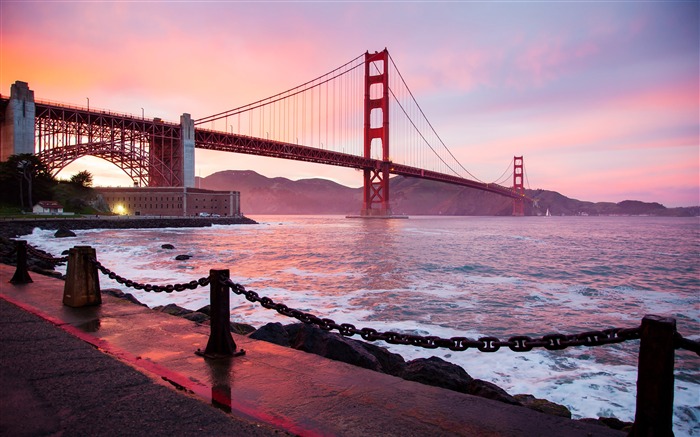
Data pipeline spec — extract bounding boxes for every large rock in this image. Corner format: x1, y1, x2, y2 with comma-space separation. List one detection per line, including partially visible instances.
161, 244, 175, 250
230, 322, 256, 335
514, 394, 571, 418
250, 322, 290, 346
400, 357, 520, 406
467, 379, 520, 405
196, 305, 211, 316
355, 340, 406, 376
153, 303, 193, 317
250, 322, 405, 374
102, 288, 147, 307
400, 356, 474, 393
182, 312, 209, 323
175, 254, 191, 260
54, 228, 76, 238
290, 323, 387, 373
578, 417, 633, 431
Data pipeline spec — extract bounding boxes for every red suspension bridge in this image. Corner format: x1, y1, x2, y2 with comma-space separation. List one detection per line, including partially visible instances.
1, 49, 532, 216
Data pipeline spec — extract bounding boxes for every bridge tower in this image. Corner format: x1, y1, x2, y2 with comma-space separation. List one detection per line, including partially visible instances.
361, 49, 392, 217
148, 113, 195, 188
512, 156, 525, 216
1, 81, 35, 161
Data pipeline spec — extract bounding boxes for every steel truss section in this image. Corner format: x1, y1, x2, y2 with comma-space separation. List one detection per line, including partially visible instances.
195, 129, 376, 169
33, 102, 182, 187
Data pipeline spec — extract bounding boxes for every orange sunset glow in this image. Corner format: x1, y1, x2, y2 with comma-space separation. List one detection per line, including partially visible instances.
1, 2, 698, 207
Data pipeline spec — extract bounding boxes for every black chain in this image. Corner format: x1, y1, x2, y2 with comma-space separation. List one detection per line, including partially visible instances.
90, 258, 209, 293
675, 333, 700, 356
25, 244, 69, 263
224, 278, 642, 353
78, 262, 699, 356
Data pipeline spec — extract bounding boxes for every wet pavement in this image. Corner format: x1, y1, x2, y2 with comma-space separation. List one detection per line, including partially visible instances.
0, 264, 624, 436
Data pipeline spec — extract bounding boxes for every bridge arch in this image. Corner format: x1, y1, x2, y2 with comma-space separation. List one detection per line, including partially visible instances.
40, 144, 150, 186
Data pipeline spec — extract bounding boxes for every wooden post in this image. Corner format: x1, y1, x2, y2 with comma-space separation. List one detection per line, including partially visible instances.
196, 269, 244, 358
629, 315, 676, 437
9, 240, 32, 284
63, 246, 101, 307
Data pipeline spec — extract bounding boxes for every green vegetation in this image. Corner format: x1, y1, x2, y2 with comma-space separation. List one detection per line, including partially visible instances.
52, 181, 109, 215
0, 154, 110, 216
0, 154, 54, 211
70, 170, 93, 188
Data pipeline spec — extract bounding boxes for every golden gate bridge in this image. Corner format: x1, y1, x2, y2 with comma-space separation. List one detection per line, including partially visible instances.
0, 49, 532, 216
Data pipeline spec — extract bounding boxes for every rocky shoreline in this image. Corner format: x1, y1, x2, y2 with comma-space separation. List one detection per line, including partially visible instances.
0, 216, 258, 240
0, 216, 258, 277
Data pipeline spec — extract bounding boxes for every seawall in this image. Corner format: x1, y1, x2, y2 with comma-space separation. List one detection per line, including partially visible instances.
0, 215, 257, 239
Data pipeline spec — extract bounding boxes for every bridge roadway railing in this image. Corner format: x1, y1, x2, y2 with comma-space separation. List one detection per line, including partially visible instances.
8, 240, 699, 435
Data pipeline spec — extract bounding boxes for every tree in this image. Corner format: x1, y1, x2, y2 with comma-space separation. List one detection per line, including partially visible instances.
70, 170, 93, 188
0, 154, 55, 210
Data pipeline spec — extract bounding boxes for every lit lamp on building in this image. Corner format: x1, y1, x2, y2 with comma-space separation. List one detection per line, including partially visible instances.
114, 204, 126, 215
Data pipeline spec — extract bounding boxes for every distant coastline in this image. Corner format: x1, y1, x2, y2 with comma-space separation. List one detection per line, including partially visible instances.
197, 170, 700, 217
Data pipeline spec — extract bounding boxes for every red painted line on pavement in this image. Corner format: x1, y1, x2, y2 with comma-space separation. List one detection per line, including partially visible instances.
0, 292, 322, 437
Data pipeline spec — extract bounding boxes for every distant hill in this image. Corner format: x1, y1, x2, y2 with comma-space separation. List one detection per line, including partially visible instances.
200, 170, 360, 214
198, 170, 698, 217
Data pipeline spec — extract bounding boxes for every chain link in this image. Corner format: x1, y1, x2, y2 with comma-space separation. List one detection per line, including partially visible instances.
90, 258, 209, 293
675, 333, 700, 356
224, 278, 641, 353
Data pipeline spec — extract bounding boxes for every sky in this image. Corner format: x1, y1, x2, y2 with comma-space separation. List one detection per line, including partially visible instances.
1, 1, 698, 207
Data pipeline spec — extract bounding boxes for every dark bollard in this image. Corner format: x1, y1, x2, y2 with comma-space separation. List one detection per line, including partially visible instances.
10, 240, 32, 284
629, 315, 676, 437
63, 246, 102, 307
196, 269, 245, 359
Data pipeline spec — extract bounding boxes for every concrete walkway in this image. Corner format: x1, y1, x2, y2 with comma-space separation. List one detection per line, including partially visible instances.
0, 264, 624, 436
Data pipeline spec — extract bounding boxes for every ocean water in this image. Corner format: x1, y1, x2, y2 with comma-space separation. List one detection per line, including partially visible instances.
24, 215, 700, 435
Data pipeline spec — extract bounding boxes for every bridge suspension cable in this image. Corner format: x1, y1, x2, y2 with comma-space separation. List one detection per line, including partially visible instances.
195, 53, 365, 126
194, 53, 370, 156
524, 164, 533, 191
491, 157, 515, 186
386, 54, 486, 184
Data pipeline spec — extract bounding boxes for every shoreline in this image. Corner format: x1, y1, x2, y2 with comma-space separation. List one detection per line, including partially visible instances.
0, 215, 258, 239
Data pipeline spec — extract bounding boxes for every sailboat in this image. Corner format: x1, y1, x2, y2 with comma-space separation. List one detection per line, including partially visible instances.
545, 208, 551, 217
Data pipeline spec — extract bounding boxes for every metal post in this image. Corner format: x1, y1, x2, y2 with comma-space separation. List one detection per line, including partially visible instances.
9, 240, 32, 284
63, 246, 101, 307
196, 269, 245, 359
629, 315, 676, 437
